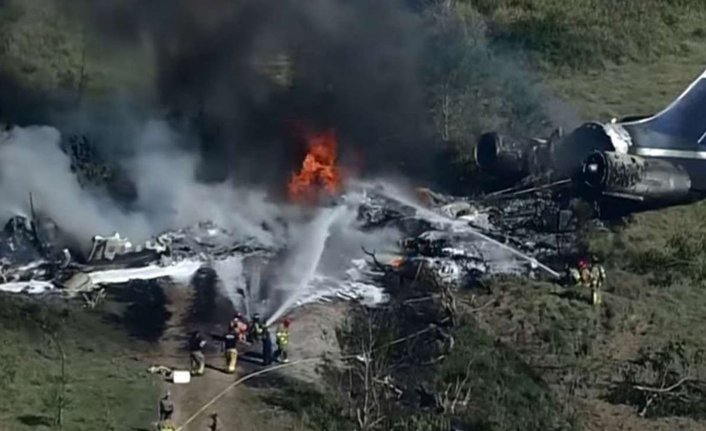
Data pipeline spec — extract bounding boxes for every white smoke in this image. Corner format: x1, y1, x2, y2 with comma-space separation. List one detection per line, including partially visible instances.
0, 122, 403, 320
0, 125, 153, 246
0, 122, 282, 250
127, 120, 280, 246
263, 188, 403, 325
265, 205, 347, 325
212, 255, 247, 311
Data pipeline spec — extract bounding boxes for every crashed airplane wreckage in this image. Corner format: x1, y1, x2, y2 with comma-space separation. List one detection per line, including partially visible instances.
0, 180, 574, 304
0, 212, 290, 299
476, 68, 706, 214
0, 215, 200, 295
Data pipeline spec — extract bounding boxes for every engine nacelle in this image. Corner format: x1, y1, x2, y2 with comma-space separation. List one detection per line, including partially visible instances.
580, 151, 691, 203
474, 132, 532, 178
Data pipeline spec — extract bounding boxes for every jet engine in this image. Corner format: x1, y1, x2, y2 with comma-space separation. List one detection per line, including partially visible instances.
475, 125, 607, 180
580, 151, 692, 203
474, 132, 533, 178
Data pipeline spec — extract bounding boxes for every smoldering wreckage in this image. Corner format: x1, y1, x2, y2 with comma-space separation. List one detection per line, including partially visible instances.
4, 68, 706, 319
0, 175, 563, 304
0, 145, 563, 323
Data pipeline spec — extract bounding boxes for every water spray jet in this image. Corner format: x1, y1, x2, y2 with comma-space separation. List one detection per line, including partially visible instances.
265, 204, 347, 326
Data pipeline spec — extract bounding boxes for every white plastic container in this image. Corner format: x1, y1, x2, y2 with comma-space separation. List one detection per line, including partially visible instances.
172, 370, 191, 384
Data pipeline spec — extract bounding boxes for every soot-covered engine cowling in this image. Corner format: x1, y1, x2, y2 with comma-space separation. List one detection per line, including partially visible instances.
579, 151, 692, 204
475, 123, 619, 183
475, 132, 535, 179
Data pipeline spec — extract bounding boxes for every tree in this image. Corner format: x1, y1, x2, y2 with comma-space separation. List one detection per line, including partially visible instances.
42, 329, 71, 430
353, 307, 386, 431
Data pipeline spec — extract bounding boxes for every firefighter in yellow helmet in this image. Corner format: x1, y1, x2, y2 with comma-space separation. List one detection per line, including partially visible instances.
275, 318, 291, 363
589, 257, 606, 306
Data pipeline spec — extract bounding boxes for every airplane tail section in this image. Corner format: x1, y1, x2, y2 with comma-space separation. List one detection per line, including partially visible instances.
621, 69, 706, 151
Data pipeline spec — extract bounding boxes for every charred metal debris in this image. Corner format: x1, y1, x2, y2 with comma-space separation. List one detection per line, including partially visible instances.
0, 179, 592, 300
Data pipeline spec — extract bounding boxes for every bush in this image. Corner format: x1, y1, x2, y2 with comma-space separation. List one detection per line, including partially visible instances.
607, 340, 706, 418
266, 382, 353, 431
628, 232, 706, 285
439, 322, 575, 431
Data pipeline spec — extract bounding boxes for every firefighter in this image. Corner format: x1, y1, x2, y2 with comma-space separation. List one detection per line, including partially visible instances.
565, 264, 581, 286
209, 412, 220, 431
236, 317, 249, 344
275, 319, 290, 363
262, 326, 273, 366
189, 331, 207, 376
158, 391, 174, 422
589, 258, 606, 306
249, 313, 264, 343
578, 259, 592, 289
223, 328, 238, 374
229, 312, 249, 344
228, 313, 239, 332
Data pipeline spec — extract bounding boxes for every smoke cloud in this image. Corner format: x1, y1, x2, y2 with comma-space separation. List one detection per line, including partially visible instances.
0, 126, 152, 246
0, 0, 580, 262
62, 0, 433, 186
0, 122, 281, 251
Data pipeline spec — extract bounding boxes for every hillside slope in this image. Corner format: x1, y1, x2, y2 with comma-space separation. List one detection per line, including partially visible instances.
0, 295, 158, 430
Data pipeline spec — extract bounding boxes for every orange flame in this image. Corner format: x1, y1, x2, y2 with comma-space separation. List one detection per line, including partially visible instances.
390, 257, 405, 268
288, 128, 342, 203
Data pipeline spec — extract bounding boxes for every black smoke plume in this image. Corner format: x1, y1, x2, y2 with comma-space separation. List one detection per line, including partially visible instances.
63, 0, 434, 193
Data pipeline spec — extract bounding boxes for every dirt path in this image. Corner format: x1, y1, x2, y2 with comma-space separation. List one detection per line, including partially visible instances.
143, 283, 349, 431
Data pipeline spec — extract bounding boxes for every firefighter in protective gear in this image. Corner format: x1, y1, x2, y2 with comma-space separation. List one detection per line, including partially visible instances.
589, 260, 606, 306
262, 326, 274, 366
229, 313, 249, 343
565, 264, 581, 286
275, 319, 290, 363
159, 391, 174, 422
189, 331, 207, 376
209, 412, 220, 431
578, 259, 592, 288
228, 313, 240, 332
249, 313, 264, 343
223, 329, 238, 374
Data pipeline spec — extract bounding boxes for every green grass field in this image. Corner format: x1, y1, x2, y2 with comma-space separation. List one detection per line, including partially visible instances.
549, 45, 706, 120
0, 295, 159, 431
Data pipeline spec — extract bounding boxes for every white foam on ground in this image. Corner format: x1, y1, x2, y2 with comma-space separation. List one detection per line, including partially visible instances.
0, 279, 55, 294
294, 274, 388, 308
291, 256, 389, 308
87, 259, 203, 286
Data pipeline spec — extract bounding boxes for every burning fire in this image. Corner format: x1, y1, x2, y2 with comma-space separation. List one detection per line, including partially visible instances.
390, 257, 405, 268
288, 128, 343, 203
